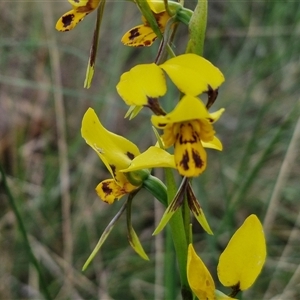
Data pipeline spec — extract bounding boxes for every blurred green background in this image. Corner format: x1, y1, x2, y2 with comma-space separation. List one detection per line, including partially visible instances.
0, 1, 299, 299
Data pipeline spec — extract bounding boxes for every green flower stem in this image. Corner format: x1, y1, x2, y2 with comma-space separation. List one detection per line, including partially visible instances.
164, 168, 192, 300
164, 226, 176, 300
0, 164, 52, 300
186, 0, 207, 56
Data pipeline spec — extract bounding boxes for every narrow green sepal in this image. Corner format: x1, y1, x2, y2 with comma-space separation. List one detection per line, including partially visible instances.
152, 178, 187, 235
192, 207, 213, 235
152, 203, 178, 235
84, 64, 95, 89
187, 183, 213, 235
124, 105, 143, 119
128, 225, 150, 261
143, 175, 168, 206
82, 199, 127, 271
126, 192, 149, 260
152, 126, 164, 149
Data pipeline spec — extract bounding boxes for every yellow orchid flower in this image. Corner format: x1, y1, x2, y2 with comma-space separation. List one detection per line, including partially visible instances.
121, 0, 172, 47
56, 0, 101, 32
187, 215, 266, 299
116, 54, 225, 118
152, 95, 224, 177
81, 108, 175, 204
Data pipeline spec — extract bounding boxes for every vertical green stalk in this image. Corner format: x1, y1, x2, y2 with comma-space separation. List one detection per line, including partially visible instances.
186, 0, 207, 56
164, 225, 176, 300
0, 164, 52, 300
164, 169, 192, 300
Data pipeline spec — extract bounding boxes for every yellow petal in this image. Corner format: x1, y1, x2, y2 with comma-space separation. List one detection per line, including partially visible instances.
121, 146, 176, 172
56, 0, 101, 31
202, 136, 223, 151
81, 108, 140, 179
96, 179, 137, 204
187, 244, 215, 300
160, 53, 225, 96
217, 214, 267, 291
121, 24, 158, 47
56, 9, 88, 31
174, 121, 207, 177
152, 95, 209, 128
209, 108, 225, 123
116, 64, 166, 106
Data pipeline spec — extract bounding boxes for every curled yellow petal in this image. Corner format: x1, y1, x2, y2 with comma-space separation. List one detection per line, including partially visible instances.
187, 244, 215, 300
160, 53, 225, 96
117, 64, 166, 106
217, 214, 267, 291
81, 108, 140, 179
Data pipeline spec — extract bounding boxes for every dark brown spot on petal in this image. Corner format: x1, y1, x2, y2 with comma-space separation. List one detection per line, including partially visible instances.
102, 181, 113, 196
157, 123, 167, 127
128, 28, 140, 40
62, 14, 74, 27
126, 152, 135, 160
143, 40, 152, 46
192, 149, 204, 168
179, 150, 189, 171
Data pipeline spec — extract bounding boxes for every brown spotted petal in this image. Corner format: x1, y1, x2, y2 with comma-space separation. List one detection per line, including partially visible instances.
121, 11, 171, 47
96, 179, 137, 204
56, 0, 101, 32
174, 121, 207, 177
